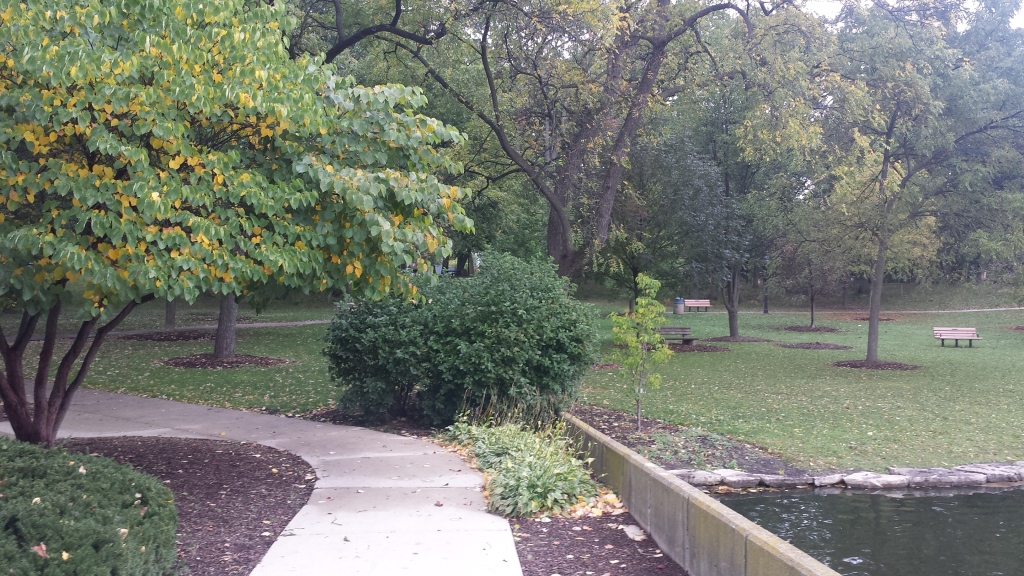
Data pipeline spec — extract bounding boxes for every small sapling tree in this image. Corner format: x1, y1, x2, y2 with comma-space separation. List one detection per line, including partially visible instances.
611, 274, 672, 432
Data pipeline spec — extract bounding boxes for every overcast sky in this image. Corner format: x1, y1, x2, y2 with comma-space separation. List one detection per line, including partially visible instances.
801, 0, 1024, 27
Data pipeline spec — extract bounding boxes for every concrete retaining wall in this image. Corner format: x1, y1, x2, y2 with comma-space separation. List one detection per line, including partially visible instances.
565, 414, 840, 576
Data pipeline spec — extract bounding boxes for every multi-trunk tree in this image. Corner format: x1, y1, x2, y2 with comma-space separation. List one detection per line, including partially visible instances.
366, 0, 801, 276
0, 0, 470, 445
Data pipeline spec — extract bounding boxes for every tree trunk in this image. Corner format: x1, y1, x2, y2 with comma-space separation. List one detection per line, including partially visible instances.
214, 293, 237, 360
164, 299, 176, 329
455, 252, 471, 277
865, 239, 888, 364
722, 266, 741, 338
809, 292, 816, 328
0, 299, 148, 446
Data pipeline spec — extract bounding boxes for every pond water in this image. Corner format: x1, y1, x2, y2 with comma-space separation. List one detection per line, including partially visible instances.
720, 486, 1024, 576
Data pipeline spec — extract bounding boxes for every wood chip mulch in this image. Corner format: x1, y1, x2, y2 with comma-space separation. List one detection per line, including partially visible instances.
59, 436, 316, 576
777, 342, 854, 350
702, 336, 771, 342
831, 359, 920, 371
42, 429, 696, 576
783, 325, 840, 333
161, 354, 289, 369
667, 343, 729, 352
515, 515, 687, 576
571, 404, 809, 477
118, 330, 219, 342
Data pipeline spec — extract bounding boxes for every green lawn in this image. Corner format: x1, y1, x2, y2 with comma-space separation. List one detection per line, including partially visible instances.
85, 324, 336, 415
584, 308, 1024, 472
0, 293, 337, 336
36, 290, 1024, 473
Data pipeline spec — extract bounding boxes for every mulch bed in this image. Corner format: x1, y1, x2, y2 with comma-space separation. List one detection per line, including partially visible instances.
48, 430, 695, 576
59, 437, 315, 576
784, 326, 840, 333
571, 405, 809, 476
119, 330, 218, 342
667, 344, 729, 353
162, 354, 289, 369
777, 342, 854, 350
831, 359, 920, 371
702, 336, 770, 343
516, 515, 686, 576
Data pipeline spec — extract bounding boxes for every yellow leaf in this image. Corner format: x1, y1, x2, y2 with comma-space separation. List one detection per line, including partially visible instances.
168, 155, 184, 170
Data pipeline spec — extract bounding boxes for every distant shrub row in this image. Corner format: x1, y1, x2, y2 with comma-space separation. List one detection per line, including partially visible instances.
0, 437, 179, 575
324, 253, 598, 426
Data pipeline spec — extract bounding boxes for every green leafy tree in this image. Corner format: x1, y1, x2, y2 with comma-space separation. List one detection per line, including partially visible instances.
0, 0, 470, 445
376, 0, 803, 276
820, 1, 1024, 364
611, 274, 672, 432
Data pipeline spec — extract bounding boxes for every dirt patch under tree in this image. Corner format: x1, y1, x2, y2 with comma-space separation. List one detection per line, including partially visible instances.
703, 336, 771, 343
832, 359, 920, 371
162, 354, 289, 369
777, 342, 855, 350
784, 326, 840, 333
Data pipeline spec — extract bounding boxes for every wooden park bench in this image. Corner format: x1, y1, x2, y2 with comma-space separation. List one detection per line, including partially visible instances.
658, 326, 696, 346
933, 327, 982, 347
682, 299, 712, 312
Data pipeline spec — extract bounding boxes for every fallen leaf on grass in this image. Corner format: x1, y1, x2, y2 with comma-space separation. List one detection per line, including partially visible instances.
31, 543, 48, 558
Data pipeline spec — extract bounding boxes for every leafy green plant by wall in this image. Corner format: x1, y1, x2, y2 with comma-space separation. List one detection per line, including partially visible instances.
0, 437, 179, 575
611, 274, 673, 431
442, 422, 597, 517
325, 253, 598, 426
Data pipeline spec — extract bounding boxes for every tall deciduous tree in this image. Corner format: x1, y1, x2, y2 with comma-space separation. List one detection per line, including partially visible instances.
823, 1, 1024, 364
0, 0, 469, 445
379, 0, 797, 276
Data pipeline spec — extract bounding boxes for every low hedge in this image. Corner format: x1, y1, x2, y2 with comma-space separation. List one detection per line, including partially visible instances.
0, 436, 180, 575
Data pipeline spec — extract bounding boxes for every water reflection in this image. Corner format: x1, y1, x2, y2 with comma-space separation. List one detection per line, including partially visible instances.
720, 485, 1024, 575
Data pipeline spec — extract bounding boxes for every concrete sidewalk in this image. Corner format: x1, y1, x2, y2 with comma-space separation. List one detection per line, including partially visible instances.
0, 389, 523, 576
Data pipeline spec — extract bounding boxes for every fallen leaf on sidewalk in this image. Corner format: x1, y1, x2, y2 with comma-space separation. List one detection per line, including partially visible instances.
434, 501, 443, 507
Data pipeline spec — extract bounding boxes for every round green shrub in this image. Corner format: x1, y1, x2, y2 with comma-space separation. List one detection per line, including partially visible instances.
325, 253, 598, 426
0, 436, 180, 575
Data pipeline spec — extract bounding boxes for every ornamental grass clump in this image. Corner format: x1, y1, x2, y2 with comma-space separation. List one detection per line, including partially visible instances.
0, 437, 179, 575
442, 421, 597, 518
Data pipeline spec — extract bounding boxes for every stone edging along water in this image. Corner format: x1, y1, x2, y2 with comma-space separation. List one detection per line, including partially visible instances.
669, 462, 1024, 490
563, 414, 841, 576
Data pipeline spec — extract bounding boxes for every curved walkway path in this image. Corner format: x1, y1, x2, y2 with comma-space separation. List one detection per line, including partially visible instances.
1, 389, 522, 576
